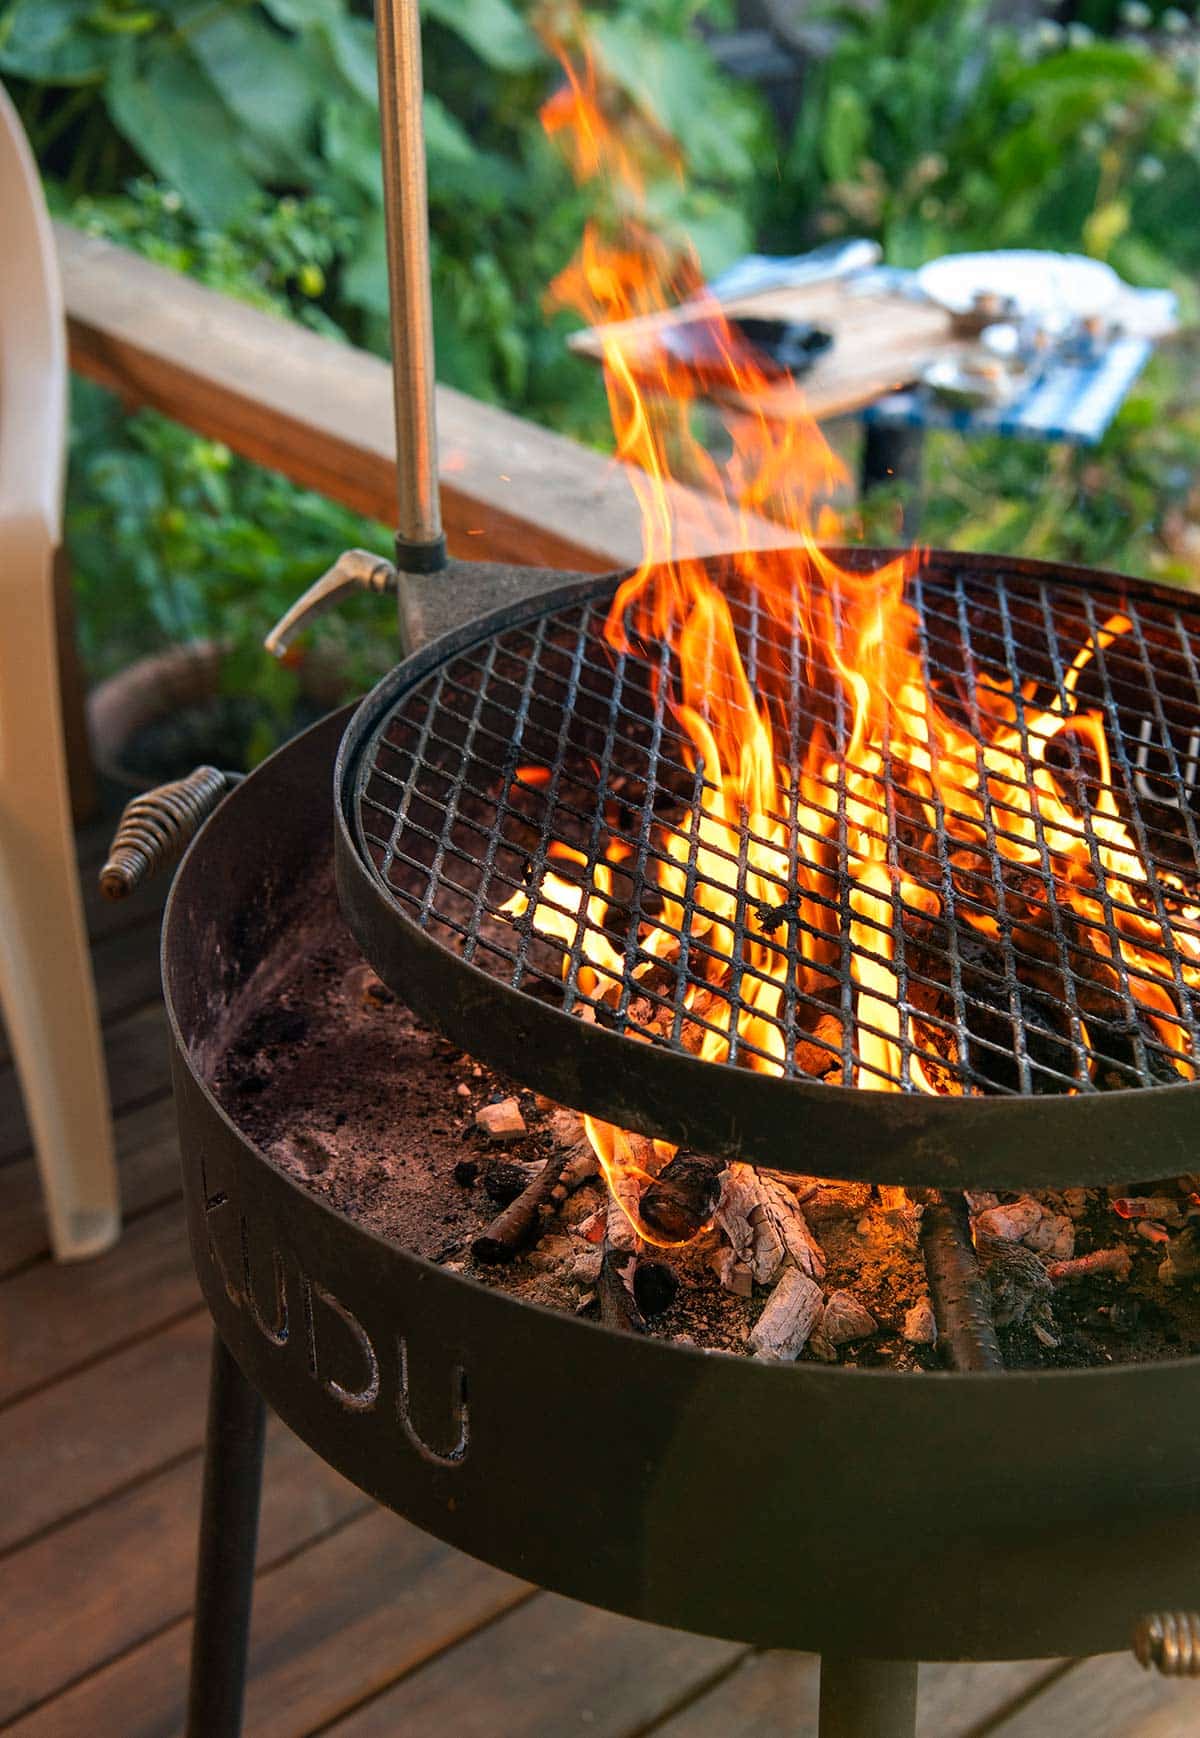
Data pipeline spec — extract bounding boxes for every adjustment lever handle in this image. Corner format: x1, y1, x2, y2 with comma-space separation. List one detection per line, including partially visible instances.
99, 766, 242, 901
263, 548, 397, 659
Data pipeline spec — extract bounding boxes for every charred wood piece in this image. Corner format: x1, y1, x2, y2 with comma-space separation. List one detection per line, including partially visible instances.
974, 1231, 1056, 1331
1047, 1245, 1132, 1284
484, 1158, 542, 1206
472, 1148, 573, 1264
918, 1190, 1004, 1372
633, 1259, 679, 1319
599, 1248, 646, 1334
640, 1149, 724, 1241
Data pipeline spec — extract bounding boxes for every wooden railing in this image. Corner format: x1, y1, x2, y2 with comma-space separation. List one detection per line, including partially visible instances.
56, 225, 788, 579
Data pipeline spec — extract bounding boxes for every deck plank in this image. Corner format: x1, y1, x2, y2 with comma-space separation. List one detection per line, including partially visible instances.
0, 999, 172, 1168
983, 1654, 1200, 1737
0, 1416, 364, 1726
0, 1195, 197, 1407
0, 1308, 209, 1554
322, 1592, 745, 1738
0, 906, 166, 1073
643, 1650, 1069, 1738
0, 1092, 180, 1278
10, 1508, 531, 1738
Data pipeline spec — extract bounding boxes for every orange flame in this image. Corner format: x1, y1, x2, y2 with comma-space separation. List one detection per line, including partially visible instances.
504, 28, 1199, 1243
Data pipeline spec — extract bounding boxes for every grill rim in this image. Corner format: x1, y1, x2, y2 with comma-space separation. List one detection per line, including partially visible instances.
335, 547, 1200, 1190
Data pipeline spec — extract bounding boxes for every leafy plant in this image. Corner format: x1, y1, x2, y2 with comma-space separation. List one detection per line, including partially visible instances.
1, 0, 767, 424
782, 2, 1200, 302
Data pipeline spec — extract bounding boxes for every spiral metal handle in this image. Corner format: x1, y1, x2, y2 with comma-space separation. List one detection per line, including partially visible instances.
1133, 1612, 1200, 1676
100, 766, 238, 901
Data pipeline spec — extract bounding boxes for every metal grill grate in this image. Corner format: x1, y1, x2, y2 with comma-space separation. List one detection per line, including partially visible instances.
354, 556, 1200, 1098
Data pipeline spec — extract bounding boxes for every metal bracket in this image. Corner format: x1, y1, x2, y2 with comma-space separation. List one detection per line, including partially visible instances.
263, 548, 398, 660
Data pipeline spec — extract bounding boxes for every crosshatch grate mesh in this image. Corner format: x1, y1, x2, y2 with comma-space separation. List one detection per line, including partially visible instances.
354, 557, 1200, 1098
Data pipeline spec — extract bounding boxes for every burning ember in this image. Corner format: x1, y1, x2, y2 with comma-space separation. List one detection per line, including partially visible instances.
496, 30, 1200, 1245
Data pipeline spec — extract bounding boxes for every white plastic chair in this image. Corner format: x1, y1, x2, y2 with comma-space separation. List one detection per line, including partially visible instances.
0, 80, 120, 1259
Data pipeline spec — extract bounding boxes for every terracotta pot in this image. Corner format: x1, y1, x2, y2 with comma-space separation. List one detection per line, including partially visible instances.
87, 640, 349, 789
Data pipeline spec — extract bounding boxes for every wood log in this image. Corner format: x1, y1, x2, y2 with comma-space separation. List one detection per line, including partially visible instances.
749, 1267, 824, 1362
639, 1149, 723, 1241
604, 1167, 643, 1255
599, 1248, 646, 1334
472, 1147, 573, 1264
918, 1190, 1004, 1372
717, 1164, 825, 1283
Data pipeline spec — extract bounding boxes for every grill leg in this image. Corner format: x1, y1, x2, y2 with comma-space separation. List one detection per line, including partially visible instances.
186, 1332, 266, 1738
859, 421, 925, 537
818, 1655, 919, 1738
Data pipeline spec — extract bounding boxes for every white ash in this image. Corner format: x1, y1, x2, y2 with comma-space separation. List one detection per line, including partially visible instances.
965, 1190, 1000, 1214
750, 1267, 824, 1362
570, 1245, 604, 1286
821, 1289, 878, 1346
903, 1298, 937, 1346
710, 1246, 753, 1298
268, 1127, 338, 1180
605, 1169, 642, 1255
528, 1235, 575, 1273
974, 1197, 1043, 1244
1023, 1213, 1074, 1262
1159, 1230, 1200, 1285
716, 1163, 825, 1284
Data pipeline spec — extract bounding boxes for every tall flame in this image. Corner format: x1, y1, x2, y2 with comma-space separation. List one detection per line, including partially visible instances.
501, 29, 1199, 1242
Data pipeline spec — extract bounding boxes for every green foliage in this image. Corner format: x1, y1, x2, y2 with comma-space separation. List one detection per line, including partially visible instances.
59, 184, 393, 763
781, 2, 1200, 311
2, 0, 767, 421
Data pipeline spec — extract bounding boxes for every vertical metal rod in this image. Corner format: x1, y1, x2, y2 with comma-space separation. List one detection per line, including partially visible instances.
375, 0, 447, 574
818, 1656, 920, 1738
186, 1333, 267, 1738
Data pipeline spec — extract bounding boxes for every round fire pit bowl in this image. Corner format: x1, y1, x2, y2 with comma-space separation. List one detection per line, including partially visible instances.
165, 704, 1200, 1669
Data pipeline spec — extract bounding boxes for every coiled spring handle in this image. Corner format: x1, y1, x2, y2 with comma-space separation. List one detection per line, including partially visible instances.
100, 766, 241, 901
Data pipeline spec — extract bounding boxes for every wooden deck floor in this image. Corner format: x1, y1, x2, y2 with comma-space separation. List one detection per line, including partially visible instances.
1, 815, 1198, 1737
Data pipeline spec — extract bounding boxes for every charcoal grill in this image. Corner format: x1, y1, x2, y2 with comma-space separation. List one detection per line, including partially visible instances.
95, 0, 1200, 1730
159, 708, 1200, 1737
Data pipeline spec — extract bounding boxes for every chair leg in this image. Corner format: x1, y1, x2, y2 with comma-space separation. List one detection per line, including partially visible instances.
187, 1333, 267, 1738
0, 537, 119, 1259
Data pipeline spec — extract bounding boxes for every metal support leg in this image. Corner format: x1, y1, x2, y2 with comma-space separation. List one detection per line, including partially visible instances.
186, 1332, 267, 1738
818, 1655, 920, 1738
859, 420, 926, 538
